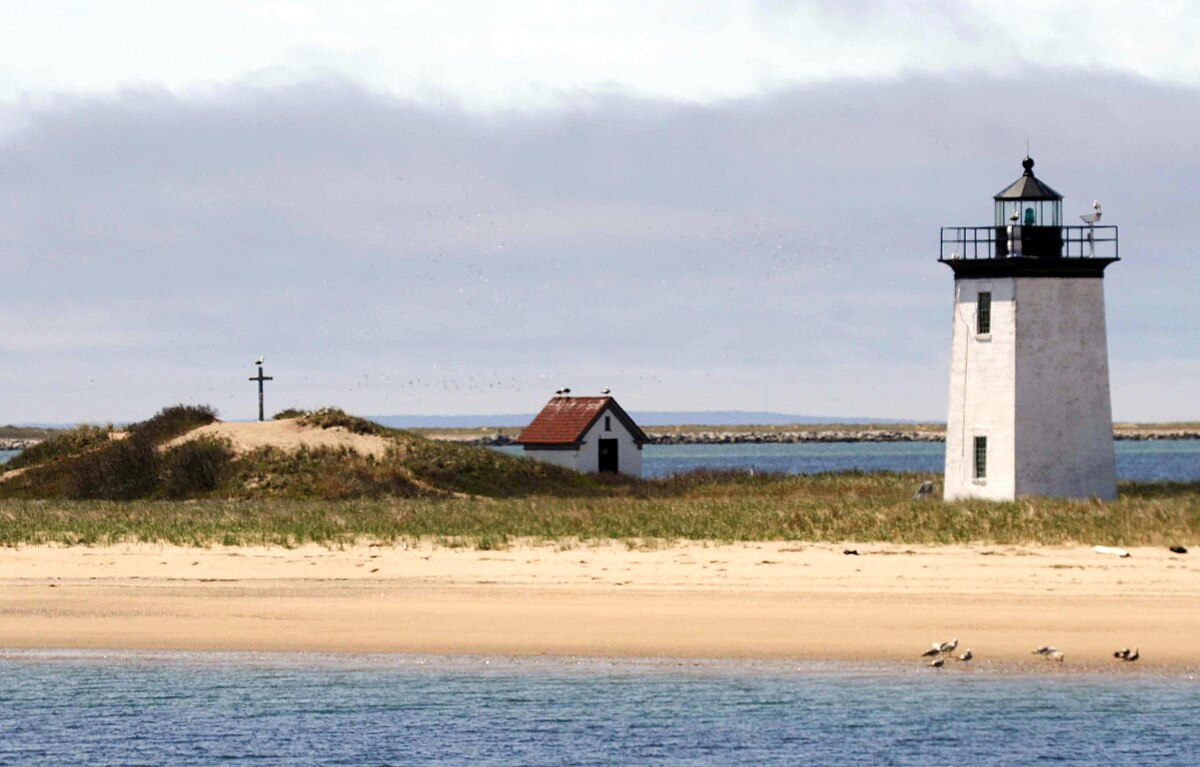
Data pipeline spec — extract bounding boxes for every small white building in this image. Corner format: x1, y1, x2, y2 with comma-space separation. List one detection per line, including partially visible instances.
515, 394, 649, 476
940, 156, 1119, 501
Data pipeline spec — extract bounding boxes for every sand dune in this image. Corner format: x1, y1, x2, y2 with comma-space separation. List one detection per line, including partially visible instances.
164, 418, 393, 457
0, 541, 1196, 667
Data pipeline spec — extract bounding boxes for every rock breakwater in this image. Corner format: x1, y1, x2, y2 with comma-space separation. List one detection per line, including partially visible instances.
0, 439, 39, 451
648, 430, 943, 444
437, 428, 1199, 447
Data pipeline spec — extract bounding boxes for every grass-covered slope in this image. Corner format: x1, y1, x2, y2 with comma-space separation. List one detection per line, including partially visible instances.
4, 425, 115, 471
0, 473, 1196, 547
0, 405, 222, 499
4, 404, 1198, 548
0, 405, 607, 501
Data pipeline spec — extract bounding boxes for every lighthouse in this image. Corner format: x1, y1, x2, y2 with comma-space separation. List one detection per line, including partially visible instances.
940, 157, 1119, 501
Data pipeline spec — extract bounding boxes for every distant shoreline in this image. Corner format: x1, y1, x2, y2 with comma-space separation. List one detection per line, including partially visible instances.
420, 425, 1200, 447
5, 425, 1199, 452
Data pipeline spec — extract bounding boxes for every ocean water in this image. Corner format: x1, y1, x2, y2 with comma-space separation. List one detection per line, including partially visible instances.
0, 449, 17, 465
0, 652, 1196, 766
6, 441, 1200, 481
497, 440, 1200, 482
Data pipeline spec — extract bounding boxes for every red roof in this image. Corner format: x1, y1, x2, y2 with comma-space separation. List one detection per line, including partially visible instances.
515, 396, 648, 446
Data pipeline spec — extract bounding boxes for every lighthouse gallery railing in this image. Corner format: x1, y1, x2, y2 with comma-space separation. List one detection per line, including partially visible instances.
939, 225, 1118, 262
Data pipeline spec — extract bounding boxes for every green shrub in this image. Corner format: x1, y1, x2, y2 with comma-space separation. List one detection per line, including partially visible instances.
233, 445, 432, 499
297, 407, 384, 436
129, 404, 218, 444
273, 408, 308, 420
67, 436, 160, 500
160, 437, 234, 498
400, 436, 603, 497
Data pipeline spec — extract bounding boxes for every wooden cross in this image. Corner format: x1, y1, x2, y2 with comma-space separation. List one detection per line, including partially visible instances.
249, 364, 274, 422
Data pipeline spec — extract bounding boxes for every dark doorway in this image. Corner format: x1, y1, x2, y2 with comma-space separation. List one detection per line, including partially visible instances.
598, 439, 619, 473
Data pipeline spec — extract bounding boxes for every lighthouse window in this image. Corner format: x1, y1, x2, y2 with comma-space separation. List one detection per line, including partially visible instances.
977, 292, 992, 335
974, 436, 988, 480
605, 415, 612, 432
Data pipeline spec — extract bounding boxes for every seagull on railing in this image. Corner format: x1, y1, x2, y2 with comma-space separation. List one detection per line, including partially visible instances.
1080, 201, 1102, 224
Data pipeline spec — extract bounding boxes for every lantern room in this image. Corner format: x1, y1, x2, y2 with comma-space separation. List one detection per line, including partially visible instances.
993, 156, 1063, 258
994, 157, 1062, 227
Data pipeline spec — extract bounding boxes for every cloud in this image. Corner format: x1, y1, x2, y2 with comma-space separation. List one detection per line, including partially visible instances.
3, 2, 1200, 111
1, 71, 1197, 422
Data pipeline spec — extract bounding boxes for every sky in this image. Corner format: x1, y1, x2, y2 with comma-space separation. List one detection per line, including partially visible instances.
1, 0, 1198, 423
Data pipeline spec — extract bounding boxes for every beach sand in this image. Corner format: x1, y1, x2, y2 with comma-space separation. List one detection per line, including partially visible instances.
0, 541, 1196, 666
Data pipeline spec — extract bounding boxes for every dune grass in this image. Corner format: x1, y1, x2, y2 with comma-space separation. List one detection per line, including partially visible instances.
0, 406, 616, 502
4, 425, 114, 471
0, 473, 1196, 548
3, 404, 1197, 548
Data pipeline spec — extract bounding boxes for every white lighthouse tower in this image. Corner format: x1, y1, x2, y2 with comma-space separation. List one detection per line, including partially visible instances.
941, 157, 1119, 501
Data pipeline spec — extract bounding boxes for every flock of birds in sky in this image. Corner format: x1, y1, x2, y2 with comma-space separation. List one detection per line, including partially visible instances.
921, 639, 1142, 668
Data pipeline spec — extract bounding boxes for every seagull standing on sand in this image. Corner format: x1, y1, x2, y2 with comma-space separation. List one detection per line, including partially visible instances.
1032, 646, 1058, 656
929, 657, 945, 669
956, 649, 973, 664
921, 644, 942, 658
939, 638, 959, 655
1114, 647, 1141, 662
1048, 651, 1065, 663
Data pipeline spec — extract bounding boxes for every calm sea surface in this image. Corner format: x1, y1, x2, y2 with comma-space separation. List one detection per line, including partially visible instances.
0, 652, 1196, 766
4, 440, 1200, 481
495, 440, 1200, 482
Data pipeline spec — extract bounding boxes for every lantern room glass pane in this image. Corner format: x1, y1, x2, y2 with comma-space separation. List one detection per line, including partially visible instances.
994, 199, 1062, 226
